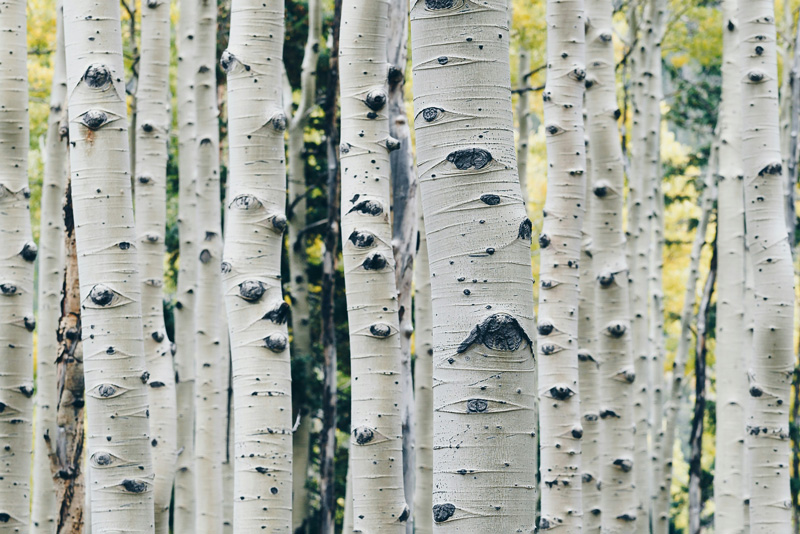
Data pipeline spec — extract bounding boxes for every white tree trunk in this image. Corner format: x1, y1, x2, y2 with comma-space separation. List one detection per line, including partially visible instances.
714, 2, 748, 532
291, 414, 312, 533
134, 1, 177, 531
410, 0, 538, 531
194, 0, 226, 530
32, 1, 68, 532
739, 2, 795, 533
63, 0, 155, 530
412, 192, 433, 534
221, 1, 293, 530
0, 0, 35, 530
538, 0, 586, 530
517, 49, 531, 206
343, 451, 354, 534
223, 380, 233, 534
585, 0, 637, 531
339, 1, 408, 531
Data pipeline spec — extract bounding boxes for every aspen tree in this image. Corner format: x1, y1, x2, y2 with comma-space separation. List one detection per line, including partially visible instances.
538, 0, 586, 530
291, 414, 312, 533
739, 2, 795, 532
585, 0, 637, 531
412, 193, 433, 534
222, 384, 233, 534
343, 454, 354, 533
0, 0, 34, 530
62, 0, 155, 530
194, 0, 226, 530
410, 0, 537, 531
714, 2, 748, 532
32, 2, 68, 531
134, 0, 178, 530
174, 0, 198, 529
340, 1, 408, 530
517, 49, 532, 205
221, 1, 293, 530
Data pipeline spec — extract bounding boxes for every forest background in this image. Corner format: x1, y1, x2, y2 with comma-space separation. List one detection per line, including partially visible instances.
21, 0, 794, 532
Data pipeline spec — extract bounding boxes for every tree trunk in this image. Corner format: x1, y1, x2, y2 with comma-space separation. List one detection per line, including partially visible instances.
538, 0, 586, 531
194, 0, 226, 530
739, 2, 795, 533
715, 2, 748, 532
410, 1, 538, 531
517, 49, 531, 206
412, 192, 433, 534
62, 1, 156, 530
134, 1, 178, 531
340, 1, 409, 531
221, 2, 293, 530
343, 451, 354, 533
786, 12, 800, 247
174, 0, 199, 531
291, 414, 311, 534
222, 373, 233, 534
32, 2, 68, 532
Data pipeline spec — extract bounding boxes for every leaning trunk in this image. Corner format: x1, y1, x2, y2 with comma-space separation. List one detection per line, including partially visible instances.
410, 0, 538, 530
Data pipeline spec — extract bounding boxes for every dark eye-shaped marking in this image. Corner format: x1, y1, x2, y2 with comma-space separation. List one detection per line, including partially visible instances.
613, 458, 633, 472
84, 63, 111, 89
85, 284, 131, 309
519, 219, 533, 240
90, 451, 117, 467
540, 279, 561, 290
230, 194, 262, 211
597, 272, 615, 287
545, 124, 565, 136
433, 503, 456, 523
121, 479, 149, 493
539, 234, 551, 248
264, 333, 288, 353
425, 0, 455, 8
365, 89, 387, 111
238, 280, 266, 302
368, 323, 394, 338
439, 397, 523, 415
0, 283, 18, 296
546, 385, 575, 401
199, 249, 212, 264
446, 148, 493, 170
270, 112, 288, 132
220, 50, 238, 73
23, 316, 35, 332
606, 322, 627, 338
353, 426, 374, 445
615, 368, 635, 384
480, 193, 501, 205
457, 313, 531, 353
466, 399, 488, 413
593, 180, 610, 197
421, 107, 445, 123
88, 383, 127, 400
537, 321, 554, 336
540, 343, 563, 356
568, 68, 586, 82
263, 302, 291, 324
349, 199, 384, 216
20, 242, 38, 262
270, 214, 288, 233
348, 230, 376, 248
80, 110, 111, 130
362, 253, 388, 271
746, 69, 769, 83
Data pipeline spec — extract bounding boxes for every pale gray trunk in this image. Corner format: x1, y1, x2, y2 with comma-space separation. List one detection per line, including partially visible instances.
291, 414, 311, 533
517, 50, 531, 206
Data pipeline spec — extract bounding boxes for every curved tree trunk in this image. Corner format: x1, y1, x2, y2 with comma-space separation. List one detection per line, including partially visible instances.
410, 0, 538, 531
222, 1, 293, 530
739, 2, 795, 533
340, 1, 408, 531
194, 0, 226, 530
62, 1, 155, 530
32, 2, 68, 532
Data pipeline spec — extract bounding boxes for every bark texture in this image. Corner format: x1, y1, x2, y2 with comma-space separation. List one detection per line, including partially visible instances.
222, 1, 293, 530
410, 1, 538, 531
739, 2, 795, 533
63, 1, 155, 530
291, 414, 311, 533
517, 49, 532, 205
340, 1, 408, 530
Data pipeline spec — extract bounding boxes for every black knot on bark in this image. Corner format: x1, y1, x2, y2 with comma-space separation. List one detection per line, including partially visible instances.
19, 385, 33, 398
0, 513, 10, 523
119, 241, 131, 250
149, 381, 165, 388
617, 513, 636, 522
362, 253, 388, 271
613, 458, 633, 472
84, 63, 111, 88
582, 473, 593, 483
239, 280, 266, 302
446, 148, 493, 170
519, 219, 533, 240
467, 399, 489, 413
577, 350, 593, 362
598, 272, 615, 287
571, 426, 584, 439
398, 505, 410, 523
727, 20, 735, 31
151, 331, 165, 343
271, 113, 288, 132
121, 479, 147, 493
480, 193, 501, 205
23, 316, 35, 332
270, 214, 288, 233
93, 452, 113, 466
264, 302, 291, 324
264, 333, 288, 353
539, 234, 551, 248
385, 136, 401, 151
433, 503, 456, 523
607, 322, 627, 338
540, 344, 558, 355
20, 242, 38, 262
146, 0, 159, 7
141, 371, 150, 384
758, 162, 782, 176
145, 233, 160, 243
89, 284, 115, 306
348, 230, 376, 248
365, 89, 388, 111
141, 122, 154, 133
220, 50, 236, 73
749, 385, 763, 397
570, 68, 586, 81
199, 249, 212, 264
349, 199, 384, 216
98, 384, 116, 397
755, 45, 764, 55
600, 409, 620, 419
230, 194, 262, 210
621, 369, 636, 383
546, 124, 561, 135
81, 110, 108, 130
748, 70, 765, 82
138, 175, 151, 184
600, 32, 612, 42
221, 262, 232, 274
537, 321, 554, 336
422, 107, 444, 122
457, 313, 531, 353
388, 65, 404, 87
340, 142, 351, 154
353, 426, 374, 445
549, 386, 574, 400
370, 323, 392, 338
593, 181, 609, 197
0, 283, 18, 296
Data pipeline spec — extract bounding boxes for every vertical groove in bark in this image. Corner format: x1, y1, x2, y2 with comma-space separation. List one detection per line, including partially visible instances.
292, 414, 312, 533
715, 2, 748, 532
222, 371, 233, 534
194, 0, 225, 530
517, 49, 532, 206
63, 0, 155, 530
33, 2, 68, 532
538, 0, 586, 530
410, 1, 537, 531
340, 1, 408, 531
586, 1, 637, 531
739, 2, 795, 533
222, 1, 293, 530
134, 1, 178, 530
0, 0, 34, 529
412, 192, 433, 534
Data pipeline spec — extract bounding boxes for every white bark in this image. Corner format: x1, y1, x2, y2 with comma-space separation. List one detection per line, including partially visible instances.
0, 0, 34, 530
223, 381, 233, 534
715, 2, 748, 532
739, 2, 795, 533
194, 0, 226, 530
585, 0, 637, 531
221, 1, 293, 530
517, 49, 531, 206
340, 1, 408, 531
344, 452, 354, 534
412, 192, 433, 534
410, 0, 538, 531
32, 1, 68, 532
63, 0, 155, 530
291, 414, 311, 533
538, 0, 586, 530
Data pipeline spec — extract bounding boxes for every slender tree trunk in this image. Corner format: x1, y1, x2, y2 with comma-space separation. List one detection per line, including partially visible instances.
319, 3, 342, 531
412, 192, 433, 534
410, 1, 538, 531
343, 451, 354, 533
739, 2, 795, 533
689, 239, 717, 534
194, 0, 226, 530
0, 0, 35, 529
793, 364, 800, 534
63, 1, 155, 530
222, 373, 233, 534
32, 2, 68, 532
715, 2, 748, 532
291, 414, 311, 534
786, 13, 800, 247
517, 49, 531, 206
537, 0, 586, 531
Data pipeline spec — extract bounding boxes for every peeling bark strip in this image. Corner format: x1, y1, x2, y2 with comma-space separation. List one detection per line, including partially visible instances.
340, 0, 408, 531
62, 1, 156, 531
0, 0, 35, 529
222, 2, 293, 530
410, 0, 538, 531
739, 2, 795, 533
